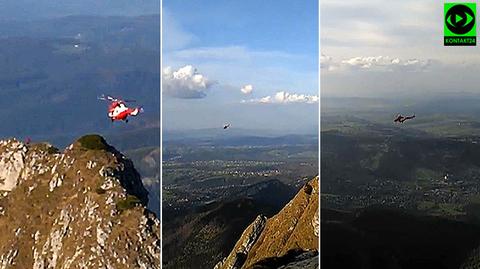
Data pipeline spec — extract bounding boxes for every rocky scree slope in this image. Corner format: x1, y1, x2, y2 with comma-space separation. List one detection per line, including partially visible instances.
0, 135, 160, 268
215, 177, 319, 269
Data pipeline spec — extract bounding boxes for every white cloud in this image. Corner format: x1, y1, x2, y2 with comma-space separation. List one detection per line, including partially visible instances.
240, 84, 253, 95
341, 56, 431, 71
320, 0, 480, 66
244, 91, 318, 104
164, 45, 317, 96
321, 54, 432, 72
162, 65, 215, 99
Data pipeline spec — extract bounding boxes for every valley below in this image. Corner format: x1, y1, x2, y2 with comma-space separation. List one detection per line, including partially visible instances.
321, 98, 480, 268
162, 133, 318, 269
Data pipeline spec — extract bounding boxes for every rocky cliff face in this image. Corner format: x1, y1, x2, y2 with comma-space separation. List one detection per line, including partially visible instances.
0, 135, 160, 268
215, 177, 319, 269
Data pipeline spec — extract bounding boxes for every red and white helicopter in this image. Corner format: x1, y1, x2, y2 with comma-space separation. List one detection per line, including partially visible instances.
98, 94, 143, 123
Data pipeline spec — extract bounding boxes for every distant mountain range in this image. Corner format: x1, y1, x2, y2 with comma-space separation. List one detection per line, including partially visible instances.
0, 15, 159, 51
164, 130, 317, 145
0, 14, 159, 144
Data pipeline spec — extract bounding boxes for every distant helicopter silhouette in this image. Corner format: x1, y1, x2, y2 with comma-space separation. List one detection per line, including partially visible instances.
394, 114, 415, 123
223, 123, 230, 129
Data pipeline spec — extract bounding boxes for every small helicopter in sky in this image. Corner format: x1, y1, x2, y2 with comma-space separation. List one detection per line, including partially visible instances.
394, 113, 415, 123
223, 123, 231, 129
98, 94, 143, 123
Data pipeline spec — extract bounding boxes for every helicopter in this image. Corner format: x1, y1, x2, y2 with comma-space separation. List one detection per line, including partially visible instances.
223, 123, 230, 129
394, 113, 415, 123
98, 94, 143, 123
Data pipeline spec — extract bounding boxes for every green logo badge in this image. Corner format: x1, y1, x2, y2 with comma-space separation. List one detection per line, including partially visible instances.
444, 3, 476, 46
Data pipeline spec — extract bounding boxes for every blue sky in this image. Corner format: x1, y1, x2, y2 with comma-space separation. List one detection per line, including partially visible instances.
164, 1, 317, 56
162, 0, 319, 133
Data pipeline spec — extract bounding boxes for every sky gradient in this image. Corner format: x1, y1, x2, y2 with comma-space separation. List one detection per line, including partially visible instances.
321, 0, 480, 98
162, 0, 319, 134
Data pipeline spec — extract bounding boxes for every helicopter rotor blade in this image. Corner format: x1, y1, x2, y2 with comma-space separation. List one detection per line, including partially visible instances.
98, 96, 118, 102
98, 94, 108, 101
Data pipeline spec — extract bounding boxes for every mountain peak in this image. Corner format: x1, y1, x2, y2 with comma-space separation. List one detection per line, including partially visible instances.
0, 136, 159, 268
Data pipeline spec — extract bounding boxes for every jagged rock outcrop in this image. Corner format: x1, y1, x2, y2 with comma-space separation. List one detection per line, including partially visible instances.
215, 215, 267, 269
0, 135, 160, 268
0, 140, 27, 191
215, 177, 319, 269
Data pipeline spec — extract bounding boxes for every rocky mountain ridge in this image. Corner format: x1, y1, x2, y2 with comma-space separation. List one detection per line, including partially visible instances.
0, 135, 160, 268
215, 177, 319, 269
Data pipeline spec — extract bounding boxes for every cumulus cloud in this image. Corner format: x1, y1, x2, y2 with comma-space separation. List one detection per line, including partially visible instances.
321, 54, 432, 72
244, 91, 318, 104
341, 56, 431, 71
162, 65, 214, 99
240, 84, 253, 95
